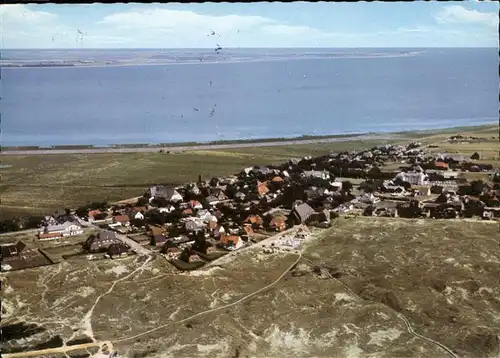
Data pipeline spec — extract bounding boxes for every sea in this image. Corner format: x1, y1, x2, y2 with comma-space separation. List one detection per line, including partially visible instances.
1, 48, 498, 146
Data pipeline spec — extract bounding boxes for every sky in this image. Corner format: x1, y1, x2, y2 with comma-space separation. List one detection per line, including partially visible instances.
1, 2, 498, 49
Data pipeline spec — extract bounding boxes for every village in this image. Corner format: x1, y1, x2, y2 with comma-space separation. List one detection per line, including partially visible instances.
1, 136, 499, 273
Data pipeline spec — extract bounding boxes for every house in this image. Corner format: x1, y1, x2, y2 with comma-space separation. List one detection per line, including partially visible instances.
189, 200, 203, 210
414, 186, 431, 196
243, 225, 254, 236
268, 216, 287, 232
113, 215, 130, 226
210, 188, 228, 201
43, 216, 60, 226
396, 171, 428, 185
470, 152, 480, 160
0, 241, 27, 261
107, 243, 130, 258
188, 253, 203, 263
219, 235, 243, 250
213, 224, 226, 238
244, 215, 264, 227
234, 192, 247, 201
132, 211, 145, 220
164, 246, 181, 258
256, 181, 270, 196
39, 221, 83, 239
197, 209, 217, 222
84, 231, 121, 253
330, 181, 343, 191
149, 225, 165, 236
303, 170, 330, 180
434, 161, 449, 170
185, 218, 205, 232
158, 205, 176, 213
292, 203, 316, 224
88, 210, 102, 222
442, 171, 458, 180
205, 195, 221, 205
149, 185, 183, 203
151, 234, 168, 247
359, 193, 380, 204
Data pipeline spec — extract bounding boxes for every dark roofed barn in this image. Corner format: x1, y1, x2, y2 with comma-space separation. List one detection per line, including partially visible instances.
292, 203, 316, 224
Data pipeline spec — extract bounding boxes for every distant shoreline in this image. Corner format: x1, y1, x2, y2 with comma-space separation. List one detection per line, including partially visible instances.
0, 51, 423, 70
1, 124, 496, 156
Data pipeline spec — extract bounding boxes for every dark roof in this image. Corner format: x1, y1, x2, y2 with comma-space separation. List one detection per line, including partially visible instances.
0, 241, 26, 258
293, 203, 315, 223
107, 243, 130, 255
152, 234, 168, 243
99, 230, 117, 240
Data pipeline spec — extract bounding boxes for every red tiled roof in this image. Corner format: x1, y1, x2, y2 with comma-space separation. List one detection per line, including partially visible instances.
88, 209, 101, 218
114, 215, 130, 223
39, 232, 62, 239
434, 161, 449, 169
189, 200, 202, 208
220, 235, 240, 245
245, 215, 263, 225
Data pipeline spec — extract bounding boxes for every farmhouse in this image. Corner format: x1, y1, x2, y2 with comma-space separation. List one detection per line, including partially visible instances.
219, 235, 243, 250
38, 221, 83, 240
84, 231, 121, 253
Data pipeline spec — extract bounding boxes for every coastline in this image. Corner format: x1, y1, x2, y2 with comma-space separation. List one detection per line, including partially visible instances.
0, 52, 422, 70
1, 123, 496, 156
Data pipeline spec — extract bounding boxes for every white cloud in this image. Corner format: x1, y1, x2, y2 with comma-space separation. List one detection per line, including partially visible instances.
0, 4, 57, 23
435, 5, 498, 27
100, 8, 274, 33
1, 4, 497, 49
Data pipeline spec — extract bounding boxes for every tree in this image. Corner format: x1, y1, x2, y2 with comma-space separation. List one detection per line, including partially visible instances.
341, 181, 353, 192
75, 206, 88, 219
470, 180, 485, 196
136, 197, 148, 207
130, 218, 145, 228
94, 212, 107, 220
401, 181, 411, 191
25, 216, 44, 229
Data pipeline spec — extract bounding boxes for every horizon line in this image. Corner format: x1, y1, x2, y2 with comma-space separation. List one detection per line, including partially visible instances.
3, 46, 498, 51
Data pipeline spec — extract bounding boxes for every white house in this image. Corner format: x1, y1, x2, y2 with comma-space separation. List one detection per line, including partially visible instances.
303, 170, 330, 180
133, 212, 144, 220
395, 171, 428, 185
40, 221, 83, 237
158, 205, 176, 213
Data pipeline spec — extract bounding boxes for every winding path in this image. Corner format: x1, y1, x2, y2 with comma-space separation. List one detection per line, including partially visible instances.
113, 251, 302, 343
302, 257, 459, 358
2, 341, 114, 358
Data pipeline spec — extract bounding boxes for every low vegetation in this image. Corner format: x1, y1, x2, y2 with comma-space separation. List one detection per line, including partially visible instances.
0, 139, 396, 219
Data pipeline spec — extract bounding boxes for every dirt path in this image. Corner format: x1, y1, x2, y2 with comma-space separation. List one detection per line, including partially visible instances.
302, 257, 458, 358
70, 256, 153, 343
113, 252, 302, 343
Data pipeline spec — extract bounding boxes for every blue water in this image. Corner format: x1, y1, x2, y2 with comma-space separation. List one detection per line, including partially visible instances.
1, 48, 498, 146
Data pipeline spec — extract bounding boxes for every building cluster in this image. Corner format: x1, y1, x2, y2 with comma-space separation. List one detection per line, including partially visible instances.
3, 140, 498, 270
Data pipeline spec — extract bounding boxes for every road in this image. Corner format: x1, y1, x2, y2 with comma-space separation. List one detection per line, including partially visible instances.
1, 134, 401, 155
114, 232, 151, 256
2, 341, 114, 358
